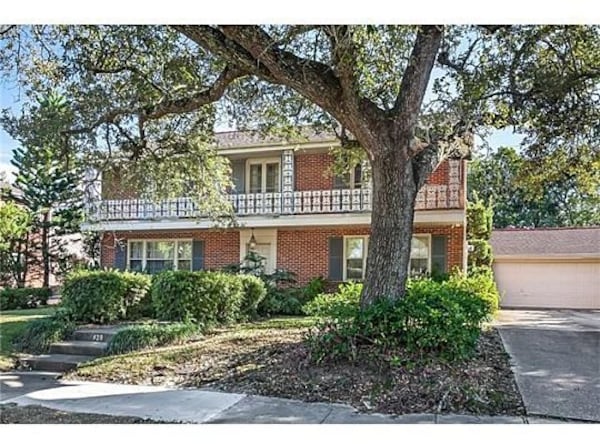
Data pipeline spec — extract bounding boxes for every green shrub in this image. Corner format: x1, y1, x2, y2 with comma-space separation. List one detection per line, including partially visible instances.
0, 287, 51, 310
107, 322, 201, 355
399, 279, 489, 359
468, 239, 493, 268
14, 309, 75, 354
306, 278, 490, 363
450, 271, 500, 315
125, 291, 155, 320
151, 270, 244, 324
212, 272, 244, 323
255, 277, 329, 317
61, 270, 151, 324
302, 277, 327, 303
303, 281, 362, 318
238, 274, 267, 318
256, 286, 302, 316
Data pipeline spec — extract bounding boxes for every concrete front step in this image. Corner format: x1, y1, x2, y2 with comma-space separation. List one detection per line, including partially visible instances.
71, 326, 124, 343
49, 340, 107, 357
20, 354, 93, 372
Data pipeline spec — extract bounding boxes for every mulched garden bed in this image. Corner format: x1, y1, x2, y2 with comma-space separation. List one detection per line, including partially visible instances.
68, 320, 525, 417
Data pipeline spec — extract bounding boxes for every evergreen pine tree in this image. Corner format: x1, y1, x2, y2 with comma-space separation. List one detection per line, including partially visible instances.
7, 93, 83, 287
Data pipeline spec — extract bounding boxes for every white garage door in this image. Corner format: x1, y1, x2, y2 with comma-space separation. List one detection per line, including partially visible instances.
494, 260, 600, 309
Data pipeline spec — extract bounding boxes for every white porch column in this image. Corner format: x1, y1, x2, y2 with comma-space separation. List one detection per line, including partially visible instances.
281, 149, 295, 214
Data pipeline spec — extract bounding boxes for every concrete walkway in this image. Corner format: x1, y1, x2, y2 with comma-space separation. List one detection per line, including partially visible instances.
0, 371, 568, 424
495, 310, 600, 422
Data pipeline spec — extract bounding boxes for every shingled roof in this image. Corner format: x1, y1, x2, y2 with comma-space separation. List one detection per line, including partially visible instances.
490, 227, 600, 257
214, 129, 336, 148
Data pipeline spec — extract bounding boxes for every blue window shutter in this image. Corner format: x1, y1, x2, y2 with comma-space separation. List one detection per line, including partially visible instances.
328, 237, 344, 281
431, 235, 447, 274
192, 240, 205, 271
115, 243, 127, 271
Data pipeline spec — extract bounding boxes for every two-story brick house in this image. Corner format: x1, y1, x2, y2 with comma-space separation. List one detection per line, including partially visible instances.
82, 131, 468, 283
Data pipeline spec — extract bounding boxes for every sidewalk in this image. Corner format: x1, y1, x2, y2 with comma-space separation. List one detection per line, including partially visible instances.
0, 371, 560, 424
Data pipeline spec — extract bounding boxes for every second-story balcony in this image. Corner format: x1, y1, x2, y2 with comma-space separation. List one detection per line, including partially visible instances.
85, 184, 461, 223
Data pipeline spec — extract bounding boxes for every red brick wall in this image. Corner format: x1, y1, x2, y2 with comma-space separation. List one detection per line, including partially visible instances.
294, 152, 334, 191
101, 224, 464, 283
277, 224, 464, 284
293, 154, 458, 190
425, 160, 449, 185
101, 229, 240, 270
414, 225, 465, 274
101, 152, 465, 205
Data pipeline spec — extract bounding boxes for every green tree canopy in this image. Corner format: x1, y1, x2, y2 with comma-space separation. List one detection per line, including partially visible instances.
1, 25, 598, 304
0, 200, 33, 287
5, 93, 85, 287
468, 146, 600, 228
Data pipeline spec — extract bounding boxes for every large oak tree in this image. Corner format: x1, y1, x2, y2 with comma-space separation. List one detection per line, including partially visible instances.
1, 25, 598, 306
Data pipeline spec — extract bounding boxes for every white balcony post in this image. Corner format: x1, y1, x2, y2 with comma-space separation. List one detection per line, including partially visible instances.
282, 149, 294, 213
449, 159, 460, 208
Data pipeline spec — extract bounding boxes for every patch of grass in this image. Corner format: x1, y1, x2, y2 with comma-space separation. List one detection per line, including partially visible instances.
239, 316, 317, 330
0, 306, 57, 370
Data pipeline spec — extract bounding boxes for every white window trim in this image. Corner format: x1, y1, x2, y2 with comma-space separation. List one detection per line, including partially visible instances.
245, 157, 281, 194
127, 238, 193, 271
342, 235, 369, 281
335, 164, 365, 190
341, 234, 433, 281
410, 234, 432, 274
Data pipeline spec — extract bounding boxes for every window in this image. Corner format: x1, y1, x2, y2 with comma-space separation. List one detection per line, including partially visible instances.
247, 158, 280, 193
127, 240, 192, 273
334, 164, 363, 189
343, 236, 367, 280
129, 241, 144, 272
410, 236, 430, 275
177, 241, 192, 271
341, 235, 431, 281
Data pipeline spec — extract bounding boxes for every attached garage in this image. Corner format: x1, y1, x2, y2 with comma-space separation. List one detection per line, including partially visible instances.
490, 228, 600, 309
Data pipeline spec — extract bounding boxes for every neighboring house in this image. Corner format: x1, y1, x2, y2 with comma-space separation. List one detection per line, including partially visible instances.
0, 179, 43, 288
1, 179, 85, 289
81, 130, 468, 284
491, 227, 600, 309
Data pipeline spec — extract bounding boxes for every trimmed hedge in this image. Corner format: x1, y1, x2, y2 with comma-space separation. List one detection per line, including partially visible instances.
0, 287, 51, 311
237, 274, 267, 318
449, 272, 500, 315
151, 270, 245, 324
61, 270, 151, 324
107, 322, 201, 355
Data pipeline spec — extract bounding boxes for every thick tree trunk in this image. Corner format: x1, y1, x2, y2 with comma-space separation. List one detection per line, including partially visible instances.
42, 212, 50, 288
361, 146, 419, 308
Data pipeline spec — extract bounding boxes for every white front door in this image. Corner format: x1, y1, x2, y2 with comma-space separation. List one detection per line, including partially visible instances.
240, 229, 278, 274
247, 242, 272, 272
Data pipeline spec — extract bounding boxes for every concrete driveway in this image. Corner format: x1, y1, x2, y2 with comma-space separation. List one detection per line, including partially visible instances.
495, 310, 600, 422
0, 372, 63, 402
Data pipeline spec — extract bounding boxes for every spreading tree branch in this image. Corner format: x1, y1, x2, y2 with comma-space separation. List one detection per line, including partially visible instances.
66, 65, 246, 135
323, 26, 361, 113
393, 26, 444, 132
0, 25, 16, 36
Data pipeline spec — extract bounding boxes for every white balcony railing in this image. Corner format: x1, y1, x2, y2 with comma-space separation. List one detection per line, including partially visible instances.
85, 184, 459, 222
